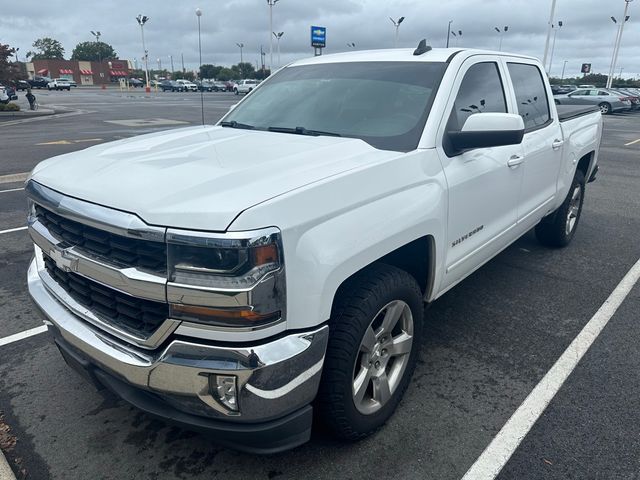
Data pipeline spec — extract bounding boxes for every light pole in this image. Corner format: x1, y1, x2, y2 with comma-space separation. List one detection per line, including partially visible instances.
561, 60, 568, 80
90, 30, 102, 65
548, 21, 563, 74
236, 43, 244, 65
446, 20, 453, 48
390, 16, 405, 47
494, 26, 509, 51
169, 55, 174, 75
14, 47, 19, 63
273, 32, 284, 68
157, 58, 162, 71
619, 67, 624, 79
607, 0, 634, 89
450, 30, 463, 47
267, 0, 279, 74
347, 42, 356, 48
542, 0, 558, 69
135, 15, 150, 92
196, 8, 204, 126
181, 53, 185, 74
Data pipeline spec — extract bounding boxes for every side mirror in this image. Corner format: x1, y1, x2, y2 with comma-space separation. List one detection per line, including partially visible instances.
448, 113, 525, 152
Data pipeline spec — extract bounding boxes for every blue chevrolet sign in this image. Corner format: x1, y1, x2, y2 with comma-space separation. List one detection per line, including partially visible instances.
311, 26, 326, 48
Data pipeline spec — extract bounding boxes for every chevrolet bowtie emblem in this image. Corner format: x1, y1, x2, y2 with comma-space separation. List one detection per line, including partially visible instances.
49, 247, 79, 273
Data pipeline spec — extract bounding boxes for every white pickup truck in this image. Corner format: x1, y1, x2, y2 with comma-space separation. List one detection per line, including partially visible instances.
26, 44, 601, 453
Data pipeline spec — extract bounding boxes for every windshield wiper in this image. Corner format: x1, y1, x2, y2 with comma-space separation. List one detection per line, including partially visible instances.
267, 126, 341, 137
220, 120, 255, 130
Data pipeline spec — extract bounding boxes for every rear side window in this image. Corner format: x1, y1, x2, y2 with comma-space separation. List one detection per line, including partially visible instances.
448, 62, 507, 132
508, 63, 551, 130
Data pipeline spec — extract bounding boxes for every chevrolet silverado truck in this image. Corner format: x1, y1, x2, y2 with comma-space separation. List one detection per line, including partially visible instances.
26, 43, 602, 453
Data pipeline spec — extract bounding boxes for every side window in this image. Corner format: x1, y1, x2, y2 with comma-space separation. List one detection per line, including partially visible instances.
448, 62, 507, 132
507, 63, 551, 130
571, 90, 586, 96
598, 91, 609, 96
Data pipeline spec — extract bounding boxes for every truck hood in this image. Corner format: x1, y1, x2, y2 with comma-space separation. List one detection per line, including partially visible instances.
31, 126, 396, 231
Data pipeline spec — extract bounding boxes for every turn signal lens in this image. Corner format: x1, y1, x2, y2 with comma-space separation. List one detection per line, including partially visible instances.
170, 304, 281, 328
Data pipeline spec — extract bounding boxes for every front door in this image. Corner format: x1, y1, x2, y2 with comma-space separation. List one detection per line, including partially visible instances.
436, 58, 524, 291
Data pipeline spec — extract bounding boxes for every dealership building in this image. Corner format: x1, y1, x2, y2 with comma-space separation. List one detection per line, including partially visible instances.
25, 59, 132, 86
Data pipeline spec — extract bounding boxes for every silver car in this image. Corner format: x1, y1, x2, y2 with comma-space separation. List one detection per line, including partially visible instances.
554, 88, 631, 114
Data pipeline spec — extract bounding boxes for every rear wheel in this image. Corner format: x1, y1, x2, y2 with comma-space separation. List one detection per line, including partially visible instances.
598, 102, 611, 115
316, 264, 424, 440
535, 170, 585, 248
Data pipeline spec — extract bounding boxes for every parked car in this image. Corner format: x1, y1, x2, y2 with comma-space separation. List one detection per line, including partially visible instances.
233, 79, 259, 95
28, 76, 51, 89
26, 45, 602, 454
224, 80, 236, 92
554, 88, 631, 114
196, 80, 214, 92
212, 80, 228, 92
551, 84, 575, 95
67, 79, 78, 88
128, 78, 145, 88
176, 79, 198, 92
47, 78, 71, 91
611, 89, 640, 110
0, 87, 8, 104
15, 80, 30, 91
159, 80, 184, 92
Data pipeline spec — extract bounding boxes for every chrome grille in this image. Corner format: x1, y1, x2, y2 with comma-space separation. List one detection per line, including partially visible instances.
35, 205, 167, 274
43, 254, 169, 337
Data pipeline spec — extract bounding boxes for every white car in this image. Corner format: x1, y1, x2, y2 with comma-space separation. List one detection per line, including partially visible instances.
233, 79, 259, 95
26, 44, 602, 454
0, 87, 9, 104
47, 78, 71, 91
175, 79, 198, 92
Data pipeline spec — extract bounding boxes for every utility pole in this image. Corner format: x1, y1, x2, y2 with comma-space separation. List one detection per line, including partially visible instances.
542, 0, 558, 69
267, 0, 279, 73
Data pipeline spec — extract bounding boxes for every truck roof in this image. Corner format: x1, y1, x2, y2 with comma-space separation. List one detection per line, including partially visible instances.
292, 47, 539, 66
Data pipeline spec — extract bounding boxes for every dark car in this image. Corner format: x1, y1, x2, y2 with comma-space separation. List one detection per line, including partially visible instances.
129, 78, 144, 88
196, 80, 214, 92
159, 80, 184, 92
15, 80, 30, 91
28, 76, 51, 89
224, 80, 237, 92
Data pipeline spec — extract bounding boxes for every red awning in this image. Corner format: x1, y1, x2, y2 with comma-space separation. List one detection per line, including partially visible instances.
59, 69, 74, 75
80, 69, 93, 75
37, 68, 48, 75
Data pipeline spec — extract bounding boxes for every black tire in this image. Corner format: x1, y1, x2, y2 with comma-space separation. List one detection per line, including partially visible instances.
535, 169, 585, 248
598, 102, 611, 115
316, 263, 424, 440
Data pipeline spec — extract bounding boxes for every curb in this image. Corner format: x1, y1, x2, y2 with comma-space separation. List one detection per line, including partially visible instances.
0, 449, 16, 480
0, 109, 55, 118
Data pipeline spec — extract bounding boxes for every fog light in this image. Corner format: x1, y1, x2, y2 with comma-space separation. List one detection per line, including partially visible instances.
213, 375, 238, 411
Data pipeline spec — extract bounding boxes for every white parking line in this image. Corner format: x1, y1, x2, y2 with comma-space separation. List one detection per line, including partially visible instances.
0, 187, 24, 194
0, 172, 28, 184
0, 325, 48, 347
624, 138, 640, 146
462, 256, 640, 480
0, 226, 27, 235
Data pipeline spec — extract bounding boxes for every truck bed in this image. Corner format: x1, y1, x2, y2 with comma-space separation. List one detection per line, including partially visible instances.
557, 105, 600, 122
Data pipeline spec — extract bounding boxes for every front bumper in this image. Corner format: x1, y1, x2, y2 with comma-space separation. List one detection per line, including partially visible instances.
27, 257, 329, 453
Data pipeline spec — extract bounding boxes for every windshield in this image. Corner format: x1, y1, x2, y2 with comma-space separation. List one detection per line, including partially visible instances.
222, 61, 447, 151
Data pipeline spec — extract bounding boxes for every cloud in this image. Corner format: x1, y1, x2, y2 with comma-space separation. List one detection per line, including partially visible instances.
0, 0, 638, 77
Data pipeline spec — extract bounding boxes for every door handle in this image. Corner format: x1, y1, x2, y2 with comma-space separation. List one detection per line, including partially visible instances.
507, 155, 524, 168
552, 139, 564, 150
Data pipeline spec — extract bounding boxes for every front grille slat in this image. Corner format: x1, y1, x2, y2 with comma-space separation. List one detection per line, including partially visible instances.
43, 254, 168, 338
35, 205, 166, 274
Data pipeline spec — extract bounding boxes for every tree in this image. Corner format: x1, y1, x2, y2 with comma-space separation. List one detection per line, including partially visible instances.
0, 44, 23, 84
199, 64, 221, 80
216, 67, 238, 81
71, 41, 117, 62
27, 37, 65, 60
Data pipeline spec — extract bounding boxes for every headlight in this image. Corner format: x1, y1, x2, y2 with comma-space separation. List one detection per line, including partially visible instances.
166, 227, 285, 329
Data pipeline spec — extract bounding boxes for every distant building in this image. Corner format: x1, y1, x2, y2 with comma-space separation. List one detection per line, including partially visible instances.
25, 59, 132, 85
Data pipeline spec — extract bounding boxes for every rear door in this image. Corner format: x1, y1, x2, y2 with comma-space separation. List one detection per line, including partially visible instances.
504, 60, 562, 224
436, 57, 524, 289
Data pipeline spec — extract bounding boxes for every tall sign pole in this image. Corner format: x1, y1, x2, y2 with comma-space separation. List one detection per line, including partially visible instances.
542, 0, 557, 71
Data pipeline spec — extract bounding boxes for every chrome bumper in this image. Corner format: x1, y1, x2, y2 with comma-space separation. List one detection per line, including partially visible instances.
28, 257, 329, 423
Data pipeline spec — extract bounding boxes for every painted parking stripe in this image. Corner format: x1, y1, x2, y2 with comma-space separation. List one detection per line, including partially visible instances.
0, 172, 28, 184
0, 325, 48, 347
0, 187, 24, 194
624, 138, 640, 146
462, 256, 640, 480
0, 226, 27, 235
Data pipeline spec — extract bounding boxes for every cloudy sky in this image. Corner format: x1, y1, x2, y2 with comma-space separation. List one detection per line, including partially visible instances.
1, 0, 639, 78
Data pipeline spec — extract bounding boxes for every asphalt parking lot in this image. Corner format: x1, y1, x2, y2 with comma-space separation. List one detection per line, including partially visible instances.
1, 89, 639, 480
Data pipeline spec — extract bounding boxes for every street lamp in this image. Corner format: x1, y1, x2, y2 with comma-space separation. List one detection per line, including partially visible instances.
157, 58, 162, 71
543, 0, 558, 69
14, 47, 19, 63
450, 30, 463, 47
494, 26, 509, 51
347, 42, 356, 48
607, 0, 634, 88
561, 60, 568, 80
236, 42, 244, 65
548, 21, 563, 74
196, 8, 204, 126
267, 0, 279, 74
90, 30, 102, 65
273, 31, 284, 68
169, 55, 174, 75
446, 20, 453, 48
135, 14, 150, 92
390, 16, 405, 47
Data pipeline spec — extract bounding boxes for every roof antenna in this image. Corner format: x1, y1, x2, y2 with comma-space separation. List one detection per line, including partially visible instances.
413, 39, 432, 56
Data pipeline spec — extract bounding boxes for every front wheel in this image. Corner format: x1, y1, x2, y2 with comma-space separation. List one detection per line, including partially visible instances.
234, 88, 239, 95
599, 102, 611, 115
316, 264, 424, 440
535, 170, 585, 248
